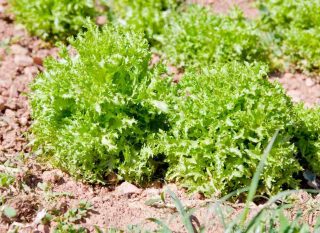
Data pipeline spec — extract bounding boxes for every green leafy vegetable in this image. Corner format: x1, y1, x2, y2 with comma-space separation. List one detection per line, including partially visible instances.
30, 24, 172, 184
158, 5, 269, 68
156, 63, 302, 196
9, 0, 99, 42
0, 173, 15, 188
257, 0, 320, 74
107, 0, 182, 45
53, 222, 87, 233
293, 105, 320, 174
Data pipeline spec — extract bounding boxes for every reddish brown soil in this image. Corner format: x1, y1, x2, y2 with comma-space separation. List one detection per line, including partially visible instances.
0, 0, 320, 232
271, 73, 320, 108
189, 0, 259, 18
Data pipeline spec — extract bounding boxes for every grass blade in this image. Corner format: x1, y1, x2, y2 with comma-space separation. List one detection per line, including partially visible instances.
243, 188, 320, 232
147, 218, 172, 233
167, 189, 194, 233
244, 208, 266, 232
206, 187, 249, 230
240, 130, 279, 225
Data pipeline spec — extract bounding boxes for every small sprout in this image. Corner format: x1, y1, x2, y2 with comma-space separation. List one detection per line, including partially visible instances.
0, 173, 15, 188
3, 206, 17, 218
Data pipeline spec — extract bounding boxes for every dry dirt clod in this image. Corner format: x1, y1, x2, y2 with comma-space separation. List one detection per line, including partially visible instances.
42, 169, 64, 184
8, 85, 18, 98
287, 89, 302, 103
283, 73, 294, 79
305, 78, 315, 87
10, 44, 28, 55
142, 188, 161, 198
192, 192, 205, 200
0, 5, 4, 14
24, 66, 39, 78
0, 78, 12, 90
115, 182, 142, 196
2, 194, 39, 223
19, 116, 28, 126
35, 223, 50, 233
4, 109, 15, 118
14, 55, 33, 67
4, 98, 17, 110
32, 56, 43, 66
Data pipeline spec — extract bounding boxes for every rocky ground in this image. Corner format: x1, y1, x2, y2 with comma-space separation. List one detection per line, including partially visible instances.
0, 0, 320, 232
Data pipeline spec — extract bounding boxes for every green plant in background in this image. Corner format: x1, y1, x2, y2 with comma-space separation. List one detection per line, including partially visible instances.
51, 200, 92, 233
155, 62, 302, 196
158, 5, 269, 68
30, 23, 172, 185
107, 0, 183, 45
9, 0, 98, 42
0, 173, 15, 188
53, 223, 87, 233
293, 105, 320, 175
257, 0, 320, 74
257, 0, 320, 33
62, 200, 92, 223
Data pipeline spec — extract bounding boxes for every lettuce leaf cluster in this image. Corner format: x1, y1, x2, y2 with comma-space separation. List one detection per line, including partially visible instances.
107, 0, 182, 45
9, 0, 98, 41
157, 5, 269, 68
294, 105, 320, 174
157, 63, 302, 195
30, 25, 173, 183
258, 0, 320, 74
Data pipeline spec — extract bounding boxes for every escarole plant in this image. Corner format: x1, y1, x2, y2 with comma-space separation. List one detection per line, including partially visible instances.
158, 5, 269, 69
30, 24, 173, 184
106, 0, 184, 45
155, 63, 303, 196
107, 0, 183, 45
257, 0, 320, 74
9, 0, 99, 42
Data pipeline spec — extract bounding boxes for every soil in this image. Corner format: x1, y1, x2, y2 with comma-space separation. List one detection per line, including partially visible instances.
271, 73, 320, 108
0, 0, 320, 232
188, 0, 259, 18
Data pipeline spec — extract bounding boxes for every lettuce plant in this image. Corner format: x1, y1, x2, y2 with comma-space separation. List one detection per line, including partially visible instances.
107, 0, 182, 45
9, 0, 98, 42
258, 0, 320, 30
294, 105, 320, 174
30, 24, 172, 184
258, 0, 320, 74
156, 63, 302, 196
158, 5, 269, 68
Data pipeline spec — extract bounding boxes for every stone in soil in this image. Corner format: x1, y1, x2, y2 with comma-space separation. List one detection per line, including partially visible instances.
10, 44, 28, 55
115, 182, 142, 196
42, 170, 64, 184
14, 55, 33, 67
